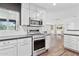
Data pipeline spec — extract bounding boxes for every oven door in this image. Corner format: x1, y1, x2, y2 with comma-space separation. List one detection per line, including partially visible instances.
34, 39, 45, 51
33, 38, 46, 55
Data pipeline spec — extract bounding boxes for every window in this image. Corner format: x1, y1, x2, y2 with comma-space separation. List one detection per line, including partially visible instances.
0, 19, 7, 30
0, 19, 16, 30
8, 20, 16, 30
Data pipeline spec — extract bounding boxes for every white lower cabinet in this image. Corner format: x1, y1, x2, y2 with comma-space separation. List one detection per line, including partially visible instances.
45, 35, 51, 49
18, 37, 32, 56
0, 45, 17, 56
64, 35, 70, 48
64, 35, 79, 52
64, 42, 69, 48
0, 40, 17, 56
77, 42, 79, 51
64, 35, 69, 42
0, 37, 32, 56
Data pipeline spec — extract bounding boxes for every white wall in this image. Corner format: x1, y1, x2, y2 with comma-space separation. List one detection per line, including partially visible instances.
61, 6, 79, 30
44, 6, 79, 31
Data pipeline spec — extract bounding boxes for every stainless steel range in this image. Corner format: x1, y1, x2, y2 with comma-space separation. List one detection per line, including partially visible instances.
32, 34, 46, 56
27, 25, 46, 56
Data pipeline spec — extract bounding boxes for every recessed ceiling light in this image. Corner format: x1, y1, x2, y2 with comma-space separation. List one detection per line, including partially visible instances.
53, 3, 56, 6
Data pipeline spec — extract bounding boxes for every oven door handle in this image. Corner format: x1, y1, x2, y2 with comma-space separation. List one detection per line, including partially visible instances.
34, 38, 45, 41
34, 37, 45, 39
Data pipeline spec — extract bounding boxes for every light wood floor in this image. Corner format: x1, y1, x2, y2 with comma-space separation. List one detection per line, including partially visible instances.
40, 35, 79, 56
40, 48, 79, 56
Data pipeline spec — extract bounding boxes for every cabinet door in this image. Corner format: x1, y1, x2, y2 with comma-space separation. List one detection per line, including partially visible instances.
76, 37, 79, 51
0, 44, 17, 56
64, 35, 68, 48
70, 36, 77, 50
64, 41, 71, 48
21, 3, 29, 25
29, 9, 37, 19
45, 35, 51, 49
64, 35, 71, 48
29, 3, 37, 19
64, 35, 78, 50
77, 40, 79, 51
22, 3, 29, 9
29, 4, 46, 20
18, 44, 31, 56
18, 38, 32, 56
36, 9, 45, 20
64, 35, 69, 43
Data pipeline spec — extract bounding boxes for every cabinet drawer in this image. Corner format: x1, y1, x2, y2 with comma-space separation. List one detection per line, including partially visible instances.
18, 44, 32, 56
0, 40, 17, 46
18, 38, 32, 43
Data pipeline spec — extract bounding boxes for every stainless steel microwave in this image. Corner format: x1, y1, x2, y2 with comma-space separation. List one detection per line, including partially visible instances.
29, 17, 43, 26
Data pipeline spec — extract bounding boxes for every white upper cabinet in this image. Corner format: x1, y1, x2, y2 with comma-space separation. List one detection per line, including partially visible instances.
29, 4, 46, 24
29, 4, 38, 19
29, 9, 37, 19
22, 3, 29, 9
36, 8, 46, 21
21, 3, 29, 25
21, 3, 46, 25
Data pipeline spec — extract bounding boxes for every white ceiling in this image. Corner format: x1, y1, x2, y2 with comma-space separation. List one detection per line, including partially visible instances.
33, 3, 79, 12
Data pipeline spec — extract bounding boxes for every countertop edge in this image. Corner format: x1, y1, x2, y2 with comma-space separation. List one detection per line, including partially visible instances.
64, 34, 79, 36
0, 35, 32, 41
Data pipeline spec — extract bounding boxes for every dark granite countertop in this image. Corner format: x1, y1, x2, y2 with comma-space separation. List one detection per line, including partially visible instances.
64, 33, 79, 36
0, 35, 32, 41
